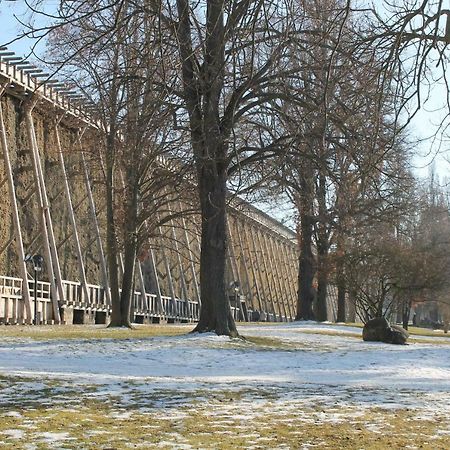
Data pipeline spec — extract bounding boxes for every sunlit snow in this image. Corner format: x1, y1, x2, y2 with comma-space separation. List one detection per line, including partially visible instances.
0, 321, 448, 414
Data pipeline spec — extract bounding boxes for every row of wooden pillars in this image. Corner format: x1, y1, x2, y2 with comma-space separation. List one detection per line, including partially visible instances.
0, 85, 298, 324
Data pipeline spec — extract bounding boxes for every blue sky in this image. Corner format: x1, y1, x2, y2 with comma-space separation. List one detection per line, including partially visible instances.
0, 0, 448, 181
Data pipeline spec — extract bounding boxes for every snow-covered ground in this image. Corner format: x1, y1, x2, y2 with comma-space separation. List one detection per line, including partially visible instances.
0, 322, 449, 448
0, 322, 449, 409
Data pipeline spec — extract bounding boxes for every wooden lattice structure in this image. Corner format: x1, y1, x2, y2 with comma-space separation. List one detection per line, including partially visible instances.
0, 47, 298, 325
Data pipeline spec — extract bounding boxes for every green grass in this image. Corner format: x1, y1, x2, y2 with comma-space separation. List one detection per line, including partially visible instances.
0, 324, 190, 340
1, 321, 448, 346
323, 321, 450, 339
0, 323, 448, 448
0, 389, 448, 449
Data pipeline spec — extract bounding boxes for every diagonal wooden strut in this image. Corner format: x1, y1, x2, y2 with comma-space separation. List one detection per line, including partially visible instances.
55, 121, 90, 304
0, 85, 32, 323
24, 99, 64, 323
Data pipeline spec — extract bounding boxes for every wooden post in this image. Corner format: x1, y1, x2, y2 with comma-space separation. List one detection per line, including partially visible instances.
0, 86, 32, 323
178, 202, 201, 307
279, 240, 297, 318
24, 100, 62, 323
55, 121, 90, 304
232, 216, 257, 316
242, 223, 267, 317
265, 233, 290, 321
273, 238, 295, 320
226, 217, 246, 321
157, 230, 178, 317
78, 135, 112, 306
254, 226, 279, 321
164, 207, 191, 317
148, 248, 165, 314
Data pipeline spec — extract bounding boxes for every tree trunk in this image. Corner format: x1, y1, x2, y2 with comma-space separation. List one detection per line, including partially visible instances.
402, 298, 411, 330
117, 236, 137, 328
114, 182, 139, 328
336, 237, 346, 323
105, 132, 122, 327
316, 256, 328, 322
316, 172, 329, 322
347, 288, 357, 322
296, 208, 316, 320
336, 273, 346, 323
193, 167, 238, 337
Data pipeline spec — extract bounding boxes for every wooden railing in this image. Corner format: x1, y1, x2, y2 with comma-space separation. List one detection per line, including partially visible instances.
0, 275, 199, 324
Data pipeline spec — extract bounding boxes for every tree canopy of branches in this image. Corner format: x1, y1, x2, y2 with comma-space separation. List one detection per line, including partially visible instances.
45, 2, 191, 327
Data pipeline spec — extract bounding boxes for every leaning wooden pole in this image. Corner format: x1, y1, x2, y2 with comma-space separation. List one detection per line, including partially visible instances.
78, 134, 112, 306
254, 226, 279, 321
226, 217, 245, 321
178, 202, 201, 308
55, 120, 90, 304
148, 247, 165, 314
0, 86, 32, 323
164, 205, 191, 316
24, 100, 62, 323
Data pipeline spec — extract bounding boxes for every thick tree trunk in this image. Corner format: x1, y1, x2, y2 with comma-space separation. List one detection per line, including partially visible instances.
176, 0, 238, 336
117, 237, 136, 328
296, 209, 316, 320
315, 172, 329, 322
402, 298, 412, 330
105, 132, 122, 327
336, 236, 346, 323
316, 259, 328, 322
192, 169, 238, 336
347, 288, 357, 322
110, 145, 139, 328
336, 278, 346, 323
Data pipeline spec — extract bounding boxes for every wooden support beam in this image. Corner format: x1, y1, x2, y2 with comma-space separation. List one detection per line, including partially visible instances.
78, 134, 111, 306
55, 122, 90, 304
0, 176, 8, 189
278, 240, 297, 318
24, 100, 63, 323
73, 194, 89, 212
158, 237, 178, 317
263, 232, 289, 321
148, 247, 165, 314
254, 226, 279, 321
21, 187, 36, 207
136, 260, 147, 314
270, 237, 293, 320
57, 230, 74, 250
178, 201, 201, 308
0, 88, 32, 323
49, 187, 65, 204
164, 206, 191, 317
0, 234, 14, 257
242, 222, 266, 316
229, 215, 254, 319
26, 232, 43, 256
226, 217, 245, 321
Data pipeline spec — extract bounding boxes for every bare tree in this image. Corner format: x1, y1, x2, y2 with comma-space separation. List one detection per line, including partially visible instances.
45, 2, 190, 327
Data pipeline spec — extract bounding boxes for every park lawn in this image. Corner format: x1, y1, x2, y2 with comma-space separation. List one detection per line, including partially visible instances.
0, 322, 448, 448
0, 323, 189, 340
0, 388, 448, 449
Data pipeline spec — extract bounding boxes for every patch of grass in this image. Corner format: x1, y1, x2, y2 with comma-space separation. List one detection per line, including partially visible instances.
407, 326, 450, 338
0, 324, 190, 340
338, 322, 450, 338
296, 329, 362, 339
243, 335, 308, 351
306, 322, 450, 343
0, 396, 447, 449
